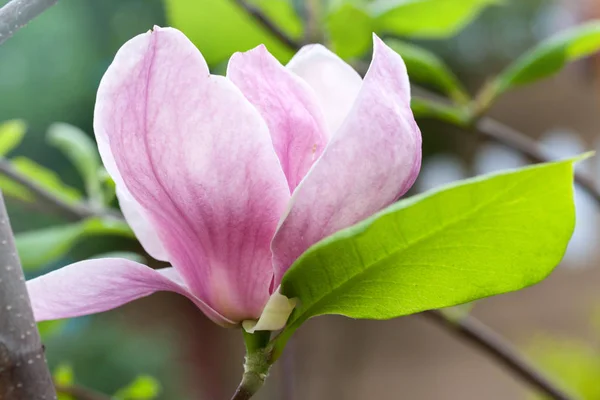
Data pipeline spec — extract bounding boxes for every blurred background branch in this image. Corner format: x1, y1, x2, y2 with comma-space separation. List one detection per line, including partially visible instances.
475, 118, 600, 204
0, 0, 58, 45
0, 158, 107, 221
425, 310, 576, 400
55, 383, 112, 400
410, 86, 600, 204
232, 0, 300, 50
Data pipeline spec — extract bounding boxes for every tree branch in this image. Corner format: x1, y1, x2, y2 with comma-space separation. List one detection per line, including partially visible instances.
0, 193, 56, 399
411, 86, 600, 204
423, 310, 575, 400
475, 118, 600, 204
0, 159, 121, 221
0, 0, 58, 46
231, 0, 301, 51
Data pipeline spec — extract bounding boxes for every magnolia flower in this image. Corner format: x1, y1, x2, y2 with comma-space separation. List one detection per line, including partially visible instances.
27, 27, 421, 330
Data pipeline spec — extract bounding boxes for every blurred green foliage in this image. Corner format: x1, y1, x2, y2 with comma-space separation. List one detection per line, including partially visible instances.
114, 376, 162, 400
371, 0, 501, 38
0, 156, 83, 203
38, 320, 68, 339
54, 363, 162, 399
530, 311, 600, 400
326, 0, 500, 58
326, 2, 373, 58
45, 319, 184, 398
0, 119, 26, 156
166, 0, 500, 63
385, 39, 469, 103
0, 119, 134, 271
165, 0, 301, 64
16, 217, 134, 271
47, 123, 104, 206
482, 21, 600, 108
54, 364, 76, 400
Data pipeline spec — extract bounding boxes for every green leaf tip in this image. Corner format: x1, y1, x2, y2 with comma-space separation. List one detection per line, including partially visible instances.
572, 151, 594, 164
490, 21, 600, 100
0, 119, 27, 156
47, 122, 104, 205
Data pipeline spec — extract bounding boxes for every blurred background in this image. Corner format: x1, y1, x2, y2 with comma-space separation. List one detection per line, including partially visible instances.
1, 0, 599, 398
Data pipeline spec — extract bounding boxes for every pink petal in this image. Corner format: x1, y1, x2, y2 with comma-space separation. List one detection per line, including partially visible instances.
95, 68, 168, 262
286, 44, 363, 136
116, 188, 169, 261
27, 259, 234, 326
94, 27, 290, 322
227, 45, 329, 191
272, 35, 422, 284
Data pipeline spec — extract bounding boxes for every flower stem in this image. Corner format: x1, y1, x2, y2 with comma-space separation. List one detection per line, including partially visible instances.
230, 331, 272, 400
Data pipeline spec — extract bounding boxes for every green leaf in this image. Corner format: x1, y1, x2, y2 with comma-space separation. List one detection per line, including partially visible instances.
0, 119, 26, 156
0, 157, 82, 204
38, 319, 67, 339
54, 363, 74, 386
165, 0, 300, 65
114, 376, 161, 400
17, 218, 134, 271
327, 3, 374, 59
411, 97, 469, 126
0, 175, 31, 202
54, 363, 75, 400
529, 337, 600, 399
98, 167, 116, 204
47, 123, 103, 206
16, 224, 86, 271
386, 39, 469, 104
490, 21, 600, 101
83, 217, 135, 238
371, 0, 500, 38
250, 0, 303, 38
274, 158, 576, 359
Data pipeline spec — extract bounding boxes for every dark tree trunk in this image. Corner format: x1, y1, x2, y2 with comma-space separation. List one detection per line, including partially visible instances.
0, 194, 56, 399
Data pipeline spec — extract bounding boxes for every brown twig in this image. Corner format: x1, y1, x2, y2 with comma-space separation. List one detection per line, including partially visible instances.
0, 193, 56, 399
411, 86, 600, 205
0, 159, 122, 221
475, 117, 600, 204
231, 0, 301, 51
0, 0, 59, 46
423, 310, 576, 400
55, 383, 112, 400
